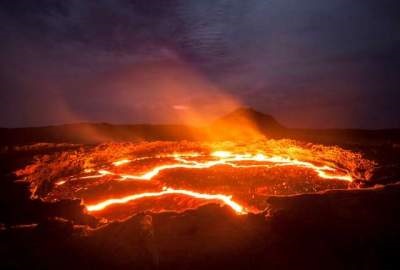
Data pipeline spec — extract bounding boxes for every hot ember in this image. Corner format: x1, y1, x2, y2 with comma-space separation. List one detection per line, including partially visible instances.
15, 140, 375, 221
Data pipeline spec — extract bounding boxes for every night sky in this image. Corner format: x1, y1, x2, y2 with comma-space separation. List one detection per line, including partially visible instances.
0, 0, 399, 128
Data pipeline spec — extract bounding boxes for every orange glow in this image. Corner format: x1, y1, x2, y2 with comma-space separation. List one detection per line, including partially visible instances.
86, 187, 245, 214
112, 159, 131, 166
80, 150, 353, 213
83, 151, 353, 182
16, 140, 375, 220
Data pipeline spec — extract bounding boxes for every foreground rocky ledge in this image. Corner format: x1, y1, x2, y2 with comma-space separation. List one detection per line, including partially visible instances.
1, 183, 399, 269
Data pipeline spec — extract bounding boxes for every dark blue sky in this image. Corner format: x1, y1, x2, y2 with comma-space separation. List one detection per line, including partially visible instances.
0, 0, 399, 128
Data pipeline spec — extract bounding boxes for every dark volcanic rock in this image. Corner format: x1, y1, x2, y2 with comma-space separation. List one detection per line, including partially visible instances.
264, 184, 400, 269
2, 185, 399, 269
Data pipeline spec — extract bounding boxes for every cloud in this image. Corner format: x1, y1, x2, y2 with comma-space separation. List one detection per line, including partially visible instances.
0, 0, 399, 128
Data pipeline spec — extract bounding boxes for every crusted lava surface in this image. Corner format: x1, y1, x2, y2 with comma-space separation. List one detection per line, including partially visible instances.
14, 140, 374, 220
0, 127, 399, 269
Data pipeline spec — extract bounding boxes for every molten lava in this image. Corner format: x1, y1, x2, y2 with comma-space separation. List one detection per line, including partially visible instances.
86, 151, 353, 182
86, 187, 245, 214
80, 151, 353, 214
15, 140, 375, 220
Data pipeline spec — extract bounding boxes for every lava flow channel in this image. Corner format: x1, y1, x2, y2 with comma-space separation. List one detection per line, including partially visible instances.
86, 187, 246, 214
15, 141, 375, 219
78, 150, 353, 215
77, 151, 353, 182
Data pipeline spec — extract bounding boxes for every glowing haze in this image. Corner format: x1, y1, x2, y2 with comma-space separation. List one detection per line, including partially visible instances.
1, 1, 399, 128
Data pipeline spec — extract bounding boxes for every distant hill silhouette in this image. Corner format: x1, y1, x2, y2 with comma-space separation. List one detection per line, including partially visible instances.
0, 108, 399, 145
0, 123, 200, 145
212, 107, 286, 135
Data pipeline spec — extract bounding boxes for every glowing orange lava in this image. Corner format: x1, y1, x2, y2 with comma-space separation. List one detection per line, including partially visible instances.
80, 151, 353, 182
15, 140, 375, 220
86, 187, 246, 214
80, 150, 354, 214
